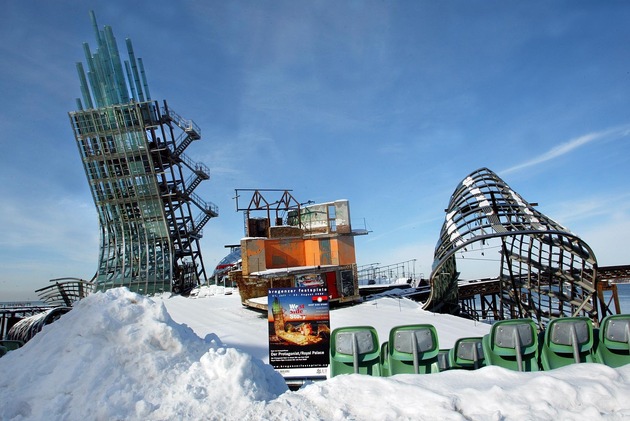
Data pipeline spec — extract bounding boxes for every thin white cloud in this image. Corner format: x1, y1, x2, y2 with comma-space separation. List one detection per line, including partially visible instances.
501, 125, 630, 175
545, 191, 630, 224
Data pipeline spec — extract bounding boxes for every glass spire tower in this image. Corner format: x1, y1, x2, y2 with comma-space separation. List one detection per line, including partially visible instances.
68, 12, 218, 294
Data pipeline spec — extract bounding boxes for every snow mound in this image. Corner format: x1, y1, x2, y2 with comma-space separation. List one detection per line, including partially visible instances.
3, 288, 630, 420
0, 288, 287, 420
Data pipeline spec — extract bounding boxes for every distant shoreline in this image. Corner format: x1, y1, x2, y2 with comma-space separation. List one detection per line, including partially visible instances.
0, 301, 47, 308
3, 284, 630, 313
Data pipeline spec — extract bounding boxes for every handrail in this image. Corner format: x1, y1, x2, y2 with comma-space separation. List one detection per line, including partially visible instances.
179, 152, 210, 176
161, 106, 201, 136
189, 191, 219, 216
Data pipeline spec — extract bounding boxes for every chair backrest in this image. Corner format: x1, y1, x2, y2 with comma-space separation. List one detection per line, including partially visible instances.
601, 315, 630, 350
0, 340, 24, 351
330, 326, 381, 377
380, 342, 390, 376
437, 349, 451, 371
449, 337, 485, 370
482, 319, 539, 372
387, 324, 440, 375
540, 317, 594, 370
595, 314, 630, 368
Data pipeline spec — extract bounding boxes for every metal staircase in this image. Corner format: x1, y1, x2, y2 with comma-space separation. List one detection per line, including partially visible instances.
161, 106, 202, 157
149, 102, 219, 291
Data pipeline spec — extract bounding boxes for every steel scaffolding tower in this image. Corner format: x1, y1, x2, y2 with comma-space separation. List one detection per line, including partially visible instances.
68, 12, 218, 295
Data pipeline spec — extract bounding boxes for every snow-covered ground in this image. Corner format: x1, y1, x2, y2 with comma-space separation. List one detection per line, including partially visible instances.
175, 285, 490, 364
2, 287, 630, 420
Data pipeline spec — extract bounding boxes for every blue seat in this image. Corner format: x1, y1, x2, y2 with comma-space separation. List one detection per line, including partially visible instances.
385, 324, 440, 375
330, 326, 381, 377
594, 314, 630, 368
482, 319, 540, 372
540, 317, 595, 370
449, 337, 485, 370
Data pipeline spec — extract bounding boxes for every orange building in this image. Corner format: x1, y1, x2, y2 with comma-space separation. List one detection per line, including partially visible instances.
232, 195, 366, 310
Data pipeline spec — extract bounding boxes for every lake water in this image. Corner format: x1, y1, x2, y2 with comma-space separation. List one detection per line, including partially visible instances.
0, 301, 47, 309
614, 283, 630, 313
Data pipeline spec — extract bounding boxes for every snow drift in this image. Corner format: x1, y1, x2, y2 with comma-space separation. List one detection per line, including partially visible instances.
0, 289, 286, 420
2, 288, 630, 420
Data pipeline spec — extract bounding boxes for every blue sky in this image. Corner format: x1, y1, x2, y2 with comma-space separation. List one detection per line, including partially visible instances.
1, 1, 629, 300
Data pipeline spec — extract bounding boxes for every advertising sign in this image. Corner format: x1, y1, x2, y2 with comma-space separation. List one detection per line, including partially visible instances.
268, 287, 330, 379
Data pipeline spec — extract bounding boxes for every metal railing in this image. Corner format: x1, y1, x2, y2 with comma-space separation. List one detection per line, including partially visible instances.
162, 106, 201, 137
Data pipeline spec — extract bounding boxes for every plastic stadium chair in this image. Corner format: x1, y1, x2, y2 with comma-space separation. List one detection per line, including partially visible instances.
330, 326, 381, 377
385, 324, 440, 375
482, 319, 540, 372
594, 314, 630, 368
0, 340, 24, 351
380, 342, 390, 376
540, 317, 595, 370
437, 349, 451, 371
448, 337, 485, 370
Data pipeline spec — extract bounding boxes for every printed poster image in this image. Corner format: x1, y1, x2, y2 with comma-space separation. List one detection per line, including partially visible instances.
268, 287, 330, 379
295, 273, 325, 288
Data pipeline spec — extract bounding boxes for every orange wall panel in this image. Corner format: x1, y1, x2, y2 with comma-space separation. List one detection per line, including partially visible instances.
329, 239, 339, 265
336, 236, 357, 265
241, 238, 266, 275
304, 239, 320, 266
265, 238, 305, 268
242, 234, 358, 275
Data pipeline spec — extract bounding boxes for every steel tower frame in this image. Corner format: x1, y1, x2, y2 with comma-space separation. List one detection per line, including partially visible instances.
68, 12, 217, 295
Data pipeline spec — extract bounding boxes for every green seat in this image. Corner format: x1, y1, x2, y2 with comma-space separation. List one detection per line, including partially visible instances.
385, 324, 440, 375
380, 341, 390, 376
0, 340, 24, 351
594, 314, 630, 368
330, 326, 381, 377
437, 349, 451, 371
0, 346, 7, 357
482, 319, 540, 372
449, 337, 485, 370
540, 317, 595, 370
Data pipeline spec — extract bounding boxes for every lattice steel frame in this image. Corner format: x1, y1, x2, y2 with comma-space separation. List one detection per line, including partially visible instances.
430, 168, 600, 328
67, 12, 217, 295
70, 102, 172, 294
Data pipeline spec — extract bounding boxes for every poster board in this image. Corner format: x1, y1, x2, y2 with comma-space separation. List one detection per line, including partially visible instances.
268, 287, 330, 379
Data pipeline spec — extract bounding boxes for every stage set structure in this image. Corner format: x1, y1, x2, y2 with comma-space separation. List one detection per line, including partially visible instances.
429, 168, 601, 329
229, 189, 368, 310
68, 12, 218, 295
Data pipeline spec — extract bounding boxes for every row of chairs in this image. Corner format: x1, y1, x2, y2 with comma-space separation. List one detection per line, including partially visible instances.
482, 314, 630, 371
329, 314, 630, 377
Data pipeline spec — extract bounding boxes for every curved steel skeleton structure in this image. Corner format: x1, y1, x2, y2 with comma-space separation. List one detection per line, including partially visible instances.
428, 168, 599, 328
